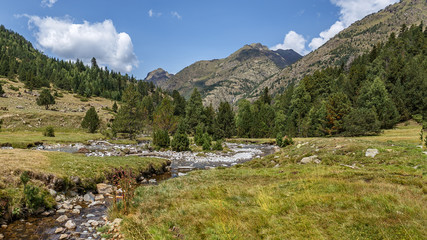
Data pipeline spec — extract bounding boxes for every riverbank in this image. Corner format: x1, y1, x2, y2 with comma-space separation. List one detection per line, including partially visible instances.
118, 121, 426, 239
0, 149, 170, 225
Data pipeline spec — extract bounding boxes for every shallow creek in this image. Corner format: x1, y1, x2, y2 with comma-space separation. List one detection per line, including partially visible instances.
0, 142, 276, 240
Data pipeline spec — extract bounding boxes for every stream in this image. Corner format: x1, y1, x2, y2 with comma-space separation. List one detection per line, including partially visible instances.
0, 142, 276, 240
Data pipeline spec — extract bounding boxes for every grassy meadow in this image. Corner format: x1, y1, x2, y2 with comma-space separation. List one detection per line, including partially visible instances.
119, 121, 426, 239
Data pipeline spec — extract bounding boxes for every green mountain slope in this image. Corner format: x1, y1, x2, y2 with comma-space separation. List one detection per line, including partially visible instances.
256, 0, 427, 96
156, 43, 301, 106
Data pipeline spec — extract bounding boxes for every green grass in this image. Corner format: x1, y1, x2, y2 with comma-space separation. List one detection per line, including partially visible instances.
118, 121, 426, 239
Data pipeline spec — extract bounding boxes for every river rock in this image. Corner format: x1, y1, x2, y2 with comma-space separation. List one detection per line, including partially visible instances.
84, 192, 95, 202
0, 233, 3, 240
86, 214, 95, 218
56, 215, 68, 223
88, 220, 99, 227
89, 201, 103, 207
57, 209, 67, 214
112, 218, 123, 226
65, 220, 76, 229
77, 147, 90, 154
48, 189, 57, 197
74, 205, 82, 209
300, 155, 321, 164
97, 183, 113, 194
1, 224, 7, 229
95, 194, 105, 201
55, 227, 64, 234
59, 234, 68, 239
62, 203, 73, 210
72, 209, 80, 214
149, 179, 157, 184
365, 149, 379, 158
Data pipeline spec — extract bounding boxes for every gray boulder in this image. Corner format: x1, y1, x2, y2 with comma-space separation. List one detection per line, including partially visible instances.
300, 155, 321, 164
365, 149, 379, 158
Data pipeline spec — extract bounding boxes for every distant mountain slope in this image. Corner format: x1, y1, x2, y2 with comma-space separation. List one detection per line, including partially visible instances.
144, 68, 173, 86
255, 0, 427, 96
156, 43, 301, 106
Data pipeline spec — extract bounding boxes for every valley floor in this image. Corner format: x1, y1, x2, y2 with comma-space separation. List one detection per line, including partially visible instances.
119, 121, 426, 239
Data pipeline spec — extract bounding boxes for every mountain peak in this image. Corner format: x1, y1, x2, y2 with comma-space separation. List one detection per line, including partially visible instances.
144, 68, 173, 85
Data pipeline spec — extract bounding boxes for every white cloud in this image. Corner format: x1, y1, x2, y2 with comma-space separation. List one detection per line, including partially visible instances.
25, 16, 138, 73
171, 11, 182, 20
272, 0, 398, 54
148, 9, 162, 17
308, 0, 399, 50
270, 31, 308, 55
41, 0, 58, 8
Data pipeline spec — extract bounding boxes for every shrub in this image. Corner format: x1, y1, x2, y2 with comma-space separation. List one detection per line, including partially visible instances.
212, 140, 223, 151
153, 129, 170, 148
282, 136, 294, 147
276, 133, 283, 147
0, 84, 4, 95
171, 133, 190, 152
412, 114, 423, 124
36, 89, 55, 110
202, 133, 211, 151
20, 172, 55, 212
43, 126, 55, 137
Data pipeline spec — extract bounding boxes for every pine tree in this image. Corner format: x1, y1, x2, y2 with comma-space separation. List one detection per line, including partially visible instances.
112, 85, 144, 139
0, 84, 4, 96
81, 106, 100, 133
112, 101, 118, 113
236, 100, 253, 138
36, 89, 55, 110
185, 88, 205, 134
153, 98, 178, 133
214, 101, 235, 139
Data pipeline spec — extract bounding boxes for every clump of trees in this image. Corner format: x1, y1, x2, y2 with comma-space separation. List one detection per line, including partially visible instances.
153, 129, 170, 148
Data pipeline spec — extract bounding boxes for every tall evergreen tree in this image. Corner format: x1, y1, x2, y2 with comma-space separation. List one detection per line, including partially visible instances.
81, 106, 100, 133
36, 89, 55, 110
153, 97, 178, 133
213, 101, 235, 139
185, 88, 205, 134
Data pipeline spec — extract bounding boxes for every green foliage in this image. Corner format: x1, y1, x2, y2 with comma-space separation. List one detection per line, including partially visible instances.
0, 119, 3, 131
153, 129, 170, 148
276, 133, 293, 147
0, 84, 4, 95
214, 101, 235, 140
153, 98, 178, 133
81, 106, 100, 133
112, 85, 144, 139
20, 171, 30, 186
112, 101, 118, 113
43, 126, 55, 137
185, 88, 205, 134
194, 123, 205, 146
212, 140, 223, 151
202, 133, 211, 151
343, 108, 381, 136
171, 132, 190, 152
23, 184, 55, 211
36, 89, 55, 110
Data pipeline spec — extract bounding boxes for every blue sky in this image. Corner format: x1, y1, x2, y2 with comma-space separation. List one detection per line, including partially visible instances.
0, 0, 398, 79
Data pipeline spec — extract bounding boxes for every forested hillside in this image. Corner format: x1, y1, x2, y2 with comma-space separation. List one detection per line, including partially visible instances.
236, 23, 427, 138
0, 25, 138, 100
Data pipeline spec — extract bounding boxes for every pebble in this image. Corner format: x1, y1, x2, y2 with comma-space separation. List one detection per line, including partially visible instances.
86, 214, 95, 218
0, 233, 3, 239
88, 201, 103, 207
55, 227, 64, 234
95, 194, 105, 201
74, 205, 82, 209
65, 220, 76, 229
1, 225, 7, 229
57, 209, 67, 214
56, 215, 68, 223
59, 234, 68, 240
72, 209, 80, 214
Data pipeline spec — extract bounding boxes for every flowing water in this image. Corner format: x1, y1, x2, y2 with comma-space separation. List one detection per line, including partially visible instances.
0, 142, 276, 240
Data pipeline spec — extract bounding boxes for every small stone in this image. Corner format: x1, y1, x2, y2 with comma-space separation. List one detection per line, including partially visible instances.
59, 234, 68, 240
56, 215, 68, 223
48, 189, 57, 197
84, 192, 95, 202
273, 164, 280, 168
57, 209, 67, 214
365, 149, 379, 158
0, 233, 3, 240
177, 172, 187, 177
88, 220, 99, 227
41, 211, 51, 216
65, 220, 76, 229
1, 224, 7, 229
62, 203, 73, 210
112, 218, 122, 226
74, 205, 82, 209
300, 155, 321, 164
149, 179, 157, 183
88, 201, 103, 207
72, 209, 80, 214
55, 227, 64, 234
95, 194, 104, 201
86, 214, 95, 218
97, 183, 113, 194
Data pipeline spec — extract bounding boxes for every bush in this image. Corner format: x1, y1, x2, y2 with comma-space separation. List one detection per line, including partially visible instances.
43, 126, 55, 137
153, 129, 170, 148
171, 133, 190, 152
282, 136, 294, 147
276, 133, 283, 147
20, 172, 55, 212
202, 133, 211, 151
412, 114, 423, 124
212, 140, 223, 151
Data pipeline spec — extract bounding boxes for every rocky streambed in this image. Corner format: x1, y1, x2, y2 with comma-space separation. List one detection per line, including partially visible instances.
0, 141, 277, 239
